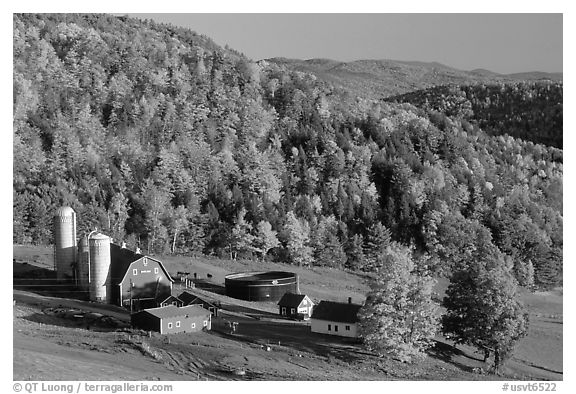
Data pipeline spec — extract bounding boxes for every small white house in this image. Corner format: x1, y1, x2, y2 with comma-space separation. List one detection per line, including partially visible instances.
277, 293, 314, 320
310, 299, 362, 338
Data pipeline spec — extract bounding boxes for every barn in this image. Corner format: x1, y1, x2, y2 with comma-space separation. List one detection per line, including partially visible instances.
131, 305, 212, 334
179, 291, 220, 317
310, 299, 362, 338
109, 244, 174, 311
277, 293, 314, 320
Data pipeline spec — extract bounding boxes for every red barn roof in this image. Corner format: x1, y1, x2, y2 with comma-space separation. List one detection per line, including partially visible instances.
277, 293, 311, 308
311, 300, 362, 324
138, 304, 209, 319
110, 243, 174, 285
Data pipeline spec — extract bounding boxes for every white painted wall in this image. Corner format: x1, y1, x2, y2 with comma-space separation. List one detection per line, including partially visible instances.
310, 319, 358, 338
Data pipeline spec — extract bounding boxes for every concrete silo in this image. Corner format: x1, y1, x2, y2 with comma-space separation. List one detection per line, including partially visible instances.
76, 237, 89, 292
54, 207, 77, 281
89, 233, 111, 303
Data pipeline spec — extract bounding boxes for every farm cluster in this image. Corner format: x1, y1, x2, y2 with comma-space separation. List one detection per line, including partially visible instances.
53, 206, 364, 338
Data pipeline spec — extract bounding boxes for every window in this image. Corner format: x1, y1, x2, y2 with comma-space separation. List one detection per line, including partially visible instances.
335, 325, 338, 332
176, 321, 180, 328
328, 324, 331, 331
203, 320, 208, 327
281, 307, 286, 315
167, 322, 173, 329
133, 268, 138, 275
192, 323, 196, 329
345, 325, 350, 331
291, 308, 295, 314
154, 267, 159, 274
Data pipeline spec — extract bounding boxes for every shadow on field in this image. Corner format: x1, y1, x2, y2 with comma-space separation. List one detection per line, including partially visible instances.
194, 280, 226, 295
428, 340, 484, 372
13, 261, 88, 300
22, 309, 129, 332
211, 316, 370, 364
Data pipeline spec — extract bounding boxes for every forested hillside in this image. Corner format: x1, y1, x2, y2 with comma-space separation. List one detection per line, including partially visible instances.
386, 83, 563, 148
13, 14, 562, 290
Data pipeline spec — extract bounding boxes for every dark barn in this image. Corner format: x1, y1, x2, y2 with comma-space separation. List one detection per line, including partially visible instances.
179, 291, 220, 316
109, 244, 174, 311
131, 305, 212, 334
160, 295, 184, 307
277, 293, 314, 320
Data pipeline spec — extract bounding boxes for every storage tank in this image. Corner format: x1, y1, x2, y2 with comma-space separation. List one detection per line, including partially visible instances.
76, 237, 89, 292
54, 207, 77, 281
89, 233, 111, 303
225, 271, 299, 302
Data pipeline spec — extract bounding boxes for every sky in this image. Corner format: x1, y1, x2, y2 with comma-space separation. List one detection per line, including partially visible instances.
128, 13, 562, 74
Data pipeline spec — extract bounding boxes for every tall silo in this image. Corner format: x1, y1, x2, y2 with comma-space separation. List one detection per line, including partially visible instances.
89, 233, 111, 303
76, 237, 89, 292
54, 207, 77, 281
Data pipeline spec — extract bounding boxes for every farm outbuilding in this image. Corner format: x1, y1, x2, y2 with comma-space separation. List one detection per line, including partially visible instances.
179, 291, 219, 317
160, 295, 183, 307
277, 293, 314, 320
131, 305, 212, 335
109, 244, 174, 311
310, 299, 362, 338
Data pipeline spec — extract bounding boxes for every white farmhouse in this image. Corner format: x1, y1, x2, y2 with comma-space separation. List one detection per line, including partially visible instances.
310, 299, 362, 338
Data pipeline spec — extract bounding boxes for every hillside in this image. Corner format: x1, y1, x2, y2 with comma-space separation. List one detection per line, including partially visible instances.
14, 12, 562, 287
386, 82, 563, 148
267, 57, 562, 99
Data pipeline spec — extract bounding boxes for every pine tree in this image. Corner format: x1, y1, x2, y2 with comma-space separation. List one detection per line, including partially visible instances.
345, 233, 365, 271
363, 222, 391, 271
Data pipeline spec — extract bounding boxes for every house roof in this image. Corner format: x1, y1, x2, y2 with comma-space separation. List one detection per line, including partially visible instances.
160, 295, 182, 304
138, 304, 210, 319
178, 291, 218, 308
110, 244, 174, 285
310, 301, 362, 324
277, 293, 310, 308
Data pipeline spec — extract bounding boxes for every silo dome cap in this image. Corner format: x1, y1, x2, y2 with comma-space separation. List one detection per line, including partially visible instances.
55, 206, 75, 216
89, 233, 110, 240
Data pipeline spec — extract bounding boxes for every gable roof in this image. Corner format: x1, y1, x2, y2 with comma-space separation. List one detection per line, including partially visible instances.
138, 304, 209, 319
178, 291, 218, 308
277, 292, 310, 307
110, 244, 174, 285
310, 301, 362, 324
160, 295, 182, 304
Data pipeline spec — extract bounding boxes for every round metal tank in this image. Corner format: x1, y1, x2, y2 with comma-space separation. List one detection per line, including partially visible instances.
89, 233, 111, 303
54, 207, 76, 281
225, 271, 299, 302
76, 237, 89, 292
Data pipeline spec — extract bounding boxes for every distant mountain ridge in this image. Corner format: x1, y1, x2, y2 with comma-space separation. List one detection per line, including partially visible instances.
267, 57, 562, 99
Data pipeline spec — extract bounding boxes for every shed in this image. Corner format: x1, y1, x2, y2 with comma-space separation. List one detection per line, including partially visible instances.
159, 295, 183, 308
131, 305, 211, 334
277, 293, 314, 320
110, 244, 174, 311
310, 299, 362, 338
179, 291, 219, 317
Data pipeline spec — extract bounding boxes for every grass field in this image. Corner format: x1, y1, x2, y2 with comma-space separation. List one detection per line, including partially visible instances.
12, 245, 562, 381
